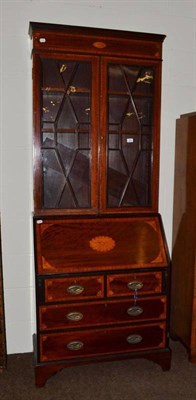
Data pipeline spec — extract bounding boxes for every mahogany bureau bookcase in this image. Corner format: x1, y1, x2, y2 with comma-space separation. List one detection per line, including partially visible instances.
29, 22, 171, 386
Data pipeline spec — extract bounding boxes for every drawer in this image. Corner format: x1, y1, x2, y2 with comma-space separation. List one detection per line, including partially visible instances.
39, 322, 166, 362
44, 275, 104, 303
39, 296, 167, 331
107, 271, 163, 297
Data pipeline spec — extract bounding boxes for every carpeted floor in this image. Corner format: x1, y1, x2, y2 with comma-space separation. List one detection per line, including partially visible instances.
0, 340, 196, 400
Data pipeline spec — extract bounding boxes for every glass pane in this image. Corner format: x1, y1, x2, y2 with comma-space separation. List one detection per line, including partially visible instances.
107, 63, 154, 208
42, 92, 64, 123
42, 149, 66, 208
40, 58, 92, 209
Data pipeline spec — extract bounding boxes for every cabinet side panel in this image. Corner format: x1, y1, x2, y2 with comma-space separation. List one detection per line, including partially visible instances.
171, 114, 196, 350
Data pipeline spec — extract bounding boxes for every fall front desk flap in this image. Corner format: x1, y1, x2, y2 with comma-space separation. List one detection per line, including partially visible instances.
34, 215, 170, 274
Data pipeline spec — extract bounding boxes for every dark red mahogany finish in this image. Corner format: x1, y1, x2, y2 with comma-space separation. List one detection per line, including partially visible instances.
29, 22, 171, 386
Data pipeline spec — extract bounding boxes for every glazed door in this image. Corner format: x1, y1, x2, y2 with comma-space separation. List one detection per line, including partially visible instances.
33, 53, 99, 214
99, 58, 161, 213
33, 53, 161, 215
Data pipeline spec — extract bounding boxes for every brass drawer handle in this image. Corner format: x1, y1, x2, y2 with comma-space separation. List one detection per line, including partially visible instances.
66, 311, 83, 322
67, 340, 84, 351
67, 284, 84, 295
126, 334, 143, 344
127, 280, 143, 291
127, 306, 143, 316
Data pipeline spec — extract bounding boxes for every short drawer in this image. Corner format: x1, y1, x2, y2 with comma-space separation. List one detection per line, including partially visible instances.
107, 271, 163, 297
44, 275, 104, 303
39, 322, 166, 362
39, 296, 167, 331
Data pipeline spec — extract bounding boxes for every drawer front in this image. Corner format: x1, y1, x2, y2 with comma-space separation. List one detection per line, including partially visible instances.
39, 296, 167, 331
44, 275, 104, 303
39, 322, 166, 362
107, 271, 162, 297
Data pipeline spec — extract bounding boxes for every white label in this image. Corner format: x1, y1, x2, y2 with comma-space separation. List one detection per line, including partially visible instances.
127, 138, 134, 143
39, 38, 46, 43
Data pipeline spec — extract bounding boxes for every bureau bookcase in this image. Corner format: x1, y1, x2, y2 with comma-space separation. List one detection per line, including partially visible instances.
29, 22, 171, 386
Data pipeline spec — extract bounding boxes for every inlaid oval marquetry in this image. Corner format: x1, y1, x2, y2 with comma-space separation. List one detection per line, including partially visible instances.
93, 41, 107, 49
89, 236, 116, 253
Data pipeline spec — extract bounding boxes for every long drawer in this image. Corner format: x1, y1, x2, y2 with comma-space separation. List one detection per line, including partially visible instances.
39, 296, 167, 331
39, 322, 166, 362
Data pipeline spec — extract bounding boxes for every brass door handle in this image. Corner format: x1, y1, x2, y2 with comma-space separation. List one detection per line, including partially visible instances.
127, 280, 143, 291
127, 306, 143, 316
67, 284, 84, 295
67, 340, 84, 351
66, 311, 83, 321
126, 334, 142, 344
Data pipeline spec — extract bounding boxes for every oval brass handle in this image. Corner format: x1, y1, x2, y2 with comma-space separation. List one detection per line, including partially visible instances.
67, 340, 84, 351
127, 306, 143, 316
66, 311, 83, 322
126, 334, 143, 344
127, 280, 143, 291
67, 284, 84, 295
